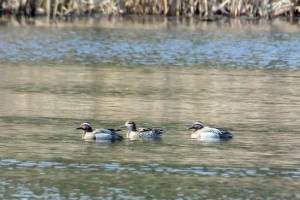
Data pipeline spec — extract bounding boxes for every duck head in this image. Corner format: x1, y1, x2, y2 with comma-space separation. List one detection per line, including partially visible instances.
188, 121, 204, 131
76, 122, 93, 132
120, 121, 137, 131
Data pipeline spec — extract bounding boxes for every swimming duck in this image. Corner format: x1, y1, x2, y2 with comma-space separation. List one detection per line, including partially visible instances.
76, 122, 123, 141
120, 121, 164, 140
188, 121, 233, 141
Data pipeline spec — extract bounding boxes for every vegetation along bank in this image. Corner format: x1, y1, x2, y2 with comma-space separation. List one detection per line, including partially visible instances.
0, 0, 300, 19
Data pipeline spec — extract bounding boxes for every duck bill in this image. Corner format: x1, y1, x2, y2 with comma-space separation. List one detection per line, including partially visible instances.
76, 127, 83, 130
188, 126, 195, 130
119, 125, 127, 129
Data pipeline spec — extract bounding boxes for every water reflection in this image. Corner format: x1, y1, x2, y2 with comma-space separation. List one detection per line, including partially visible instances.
0, 162, 299, 199
1, 65, 299, 126
1, 159, 300, 178
1, 17, 300, 199
1, 17, 300, 68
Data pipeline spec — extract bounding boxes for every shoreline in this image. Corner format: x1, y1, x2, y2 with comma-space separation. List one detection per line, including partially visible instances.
1, 15, 300, 32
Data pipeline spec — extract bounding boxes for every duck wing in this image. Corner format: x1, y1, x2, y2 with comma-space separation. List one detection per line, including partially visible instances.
152, 128, 164, 135
94, 128, 114, 134
107, 128, 122, 132
216, 128, 233, 139
94, 129, 123, 141
138, 127, 152, 132
138, 127, 164, 135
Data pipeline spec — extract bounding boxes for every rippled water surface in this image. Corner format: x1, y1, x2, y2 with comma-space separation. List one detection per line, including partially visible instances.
0, 17, 300, 199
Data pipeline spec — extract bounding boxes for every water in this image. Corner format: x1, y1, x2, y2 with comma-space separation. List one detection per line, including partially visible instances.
0, 17, 300, 199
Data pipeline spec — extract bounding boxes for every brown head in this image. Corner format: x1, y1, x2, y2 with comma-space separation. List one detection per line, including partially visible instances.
120, 121, 137, 131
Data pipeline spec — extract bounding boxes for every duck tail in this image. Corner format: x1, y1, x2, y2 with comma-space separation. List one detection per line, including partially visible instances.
117, 134, 123, 140
156, 128, 164, 135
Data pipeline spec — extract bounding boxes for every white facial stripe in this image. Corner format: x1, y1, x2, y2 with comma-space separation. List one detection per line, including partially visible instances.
82, 122, 91, 126
195, 121, 204, 125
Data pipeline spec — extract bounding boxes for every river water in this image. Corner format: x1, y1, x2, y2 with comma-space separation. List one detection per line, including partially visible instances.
0, 17, 300, 199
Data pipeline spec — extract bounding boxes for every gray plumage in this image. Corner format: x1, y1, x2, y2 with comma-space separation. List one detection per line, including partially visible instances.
120, 121, 164, 140
189, 121, 233, 140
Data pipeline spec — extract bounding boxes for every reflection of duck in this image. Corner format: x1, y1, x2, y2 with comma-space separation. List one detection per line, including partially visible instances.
120, 121, 164, 140
76, 122, 123, 141
188, 121, 233, 141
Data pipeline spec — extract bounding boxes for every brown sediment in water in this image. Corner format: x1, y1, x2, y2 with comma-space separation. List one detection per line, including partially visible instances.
0, 0, 300, 19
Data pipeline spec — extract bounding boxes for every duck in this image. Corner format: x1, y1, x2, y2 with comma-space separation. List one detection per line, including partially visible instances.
188, 121, 233, 141
76, 122, 123, 141
120, 121, 164, 140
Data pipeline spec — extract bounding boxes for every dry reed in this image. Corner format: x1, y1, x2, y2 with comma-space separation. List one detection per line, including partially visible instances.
0, 0, 299, 18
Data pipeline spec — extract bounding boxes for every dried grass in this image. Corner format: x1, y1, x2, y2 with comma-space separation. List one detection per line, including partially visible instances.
0, 0, 298, 18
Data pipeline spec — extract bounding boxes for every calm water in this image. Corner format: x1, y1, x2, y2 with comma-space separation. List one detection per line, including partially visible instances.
0, 17, 300, 199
